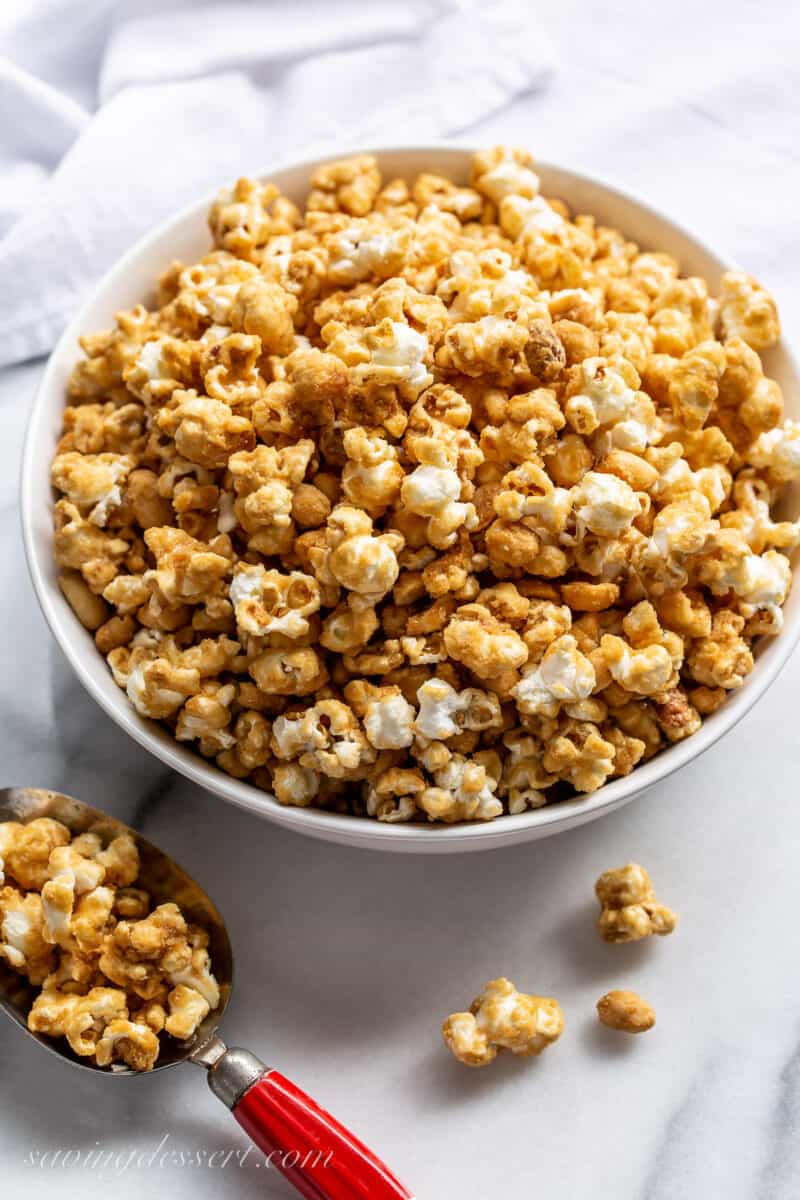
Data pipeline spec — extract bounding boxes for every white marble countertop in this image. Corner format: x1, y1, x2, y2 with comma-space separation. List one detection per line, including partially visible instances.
3, 3, 800, 1197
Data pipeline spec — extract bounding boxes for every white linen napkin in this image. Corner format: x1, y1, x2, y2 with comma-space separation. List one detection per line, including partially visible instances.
0, 0, 556, 367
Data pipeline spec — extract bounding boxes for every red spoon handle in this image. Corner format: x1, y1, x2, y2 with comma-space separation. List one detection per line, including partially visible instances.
234, 1069, 414, 1200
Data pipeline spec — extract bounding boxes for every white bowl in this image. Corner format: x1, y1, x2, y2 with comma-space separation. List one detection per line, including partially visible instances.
21, 145, 800, 853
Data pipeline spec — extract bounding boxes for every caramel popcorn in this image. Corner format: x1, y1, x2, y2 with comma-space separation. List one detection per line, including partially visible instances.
595, 862, 677, 943
52, 147, 794, 823
718, 271, 780, 351
442, 977, 563, 1067
512, 634, 595, 717
596, 990, 656, 1034
419, 753, 502, 822
1, 819, 219, 1071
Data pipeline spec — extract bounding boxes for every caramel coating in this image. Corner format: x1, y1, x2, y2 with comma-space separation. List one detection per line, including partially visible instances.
0, 820, 219, 1072
52, 146, 795, 825
443, 977, 564, 1066
595, 862, 678, 943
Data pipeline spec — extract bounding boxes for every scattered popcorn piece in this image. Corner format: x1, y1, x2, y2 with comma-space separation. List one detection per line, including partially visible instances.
596, 990, 656, 1034
595, 862, 678, 943
442, 977, 563, 1067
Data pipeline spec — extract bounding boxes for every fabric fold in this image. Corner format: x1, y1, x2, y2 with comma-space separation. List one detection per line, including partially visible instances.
0, 0, 556, 367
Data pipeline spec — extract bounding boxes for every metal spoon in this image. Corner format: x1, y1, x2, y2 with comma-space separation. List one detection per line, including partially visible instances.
0, 787, 414, 1200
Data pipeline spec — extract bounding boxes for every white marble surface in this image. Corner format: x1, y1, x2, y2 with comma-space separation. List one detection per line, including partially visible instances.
3, 3, 800, 1197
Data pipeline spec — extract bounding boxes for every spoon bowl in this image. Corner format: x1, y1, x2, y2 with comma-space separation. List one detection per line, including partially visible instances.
0, 786, 233, 1074
0, 786, 415, 1197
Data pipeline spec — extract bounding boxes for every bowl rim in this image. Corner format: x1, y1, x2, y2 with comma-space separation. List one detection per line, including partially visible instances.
20, 141, 800, 852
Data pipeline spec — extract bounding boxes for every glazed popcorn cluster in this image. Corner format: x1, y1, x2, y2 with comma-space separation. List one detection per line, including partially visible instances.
442, 977, 564, 1066
51, 147, 798, 823
0, 818, 220, 1071
594, 861, 677, 943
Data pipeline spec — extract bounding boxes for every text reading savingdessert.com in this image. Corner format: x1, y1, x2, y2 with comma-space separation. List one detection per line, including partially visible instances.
23, 1133, 333, 1173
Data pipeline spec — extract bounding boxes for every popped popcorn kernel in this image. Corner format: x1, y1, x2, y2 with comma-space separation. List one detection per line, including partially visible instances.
229, 276, 298, 356
595, 862, 677, 943
718, 271, 780, 350
747, 420, 800, 484
443, 977, 563, 1067
0, 887, 54, 983
400, 443, 478, 550
307, 155, 382, 217
341, 427, 404, 516
570, 471, 643, 538
564, 356, 660, 453
360, 686, 416, 750
542, 719, 616, 793
164, 983, 210, 1041
312, 504, 404, 603
414, 678, 502, 740
512, 635, 595, 718
471, 147, 541, 204
51, 452, 134, 528
156, 390, 255, 470
419, 753, 502, 823
229, 563, 320, 640
365, 766, 425, 823
95, 1017, 161, 1071
444, 603, 528, 684
686, 609, 754, 690
0, 818, 70, 891
270, 699, 375, 780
